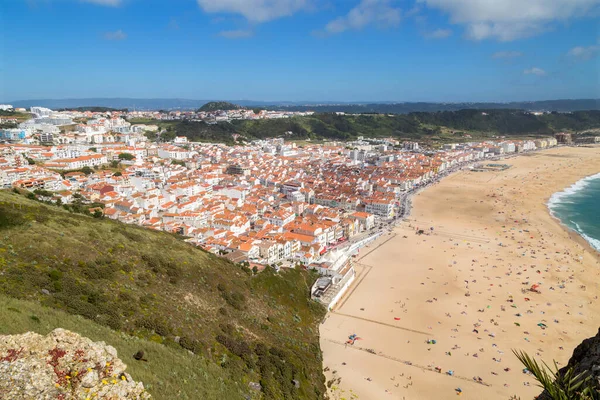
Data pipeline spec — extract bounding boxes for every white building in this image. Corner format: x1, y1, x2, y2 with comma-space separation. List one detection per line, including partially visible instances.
44, 154, 108, 170
30, 107, 53, 117
157, 145, 192, 160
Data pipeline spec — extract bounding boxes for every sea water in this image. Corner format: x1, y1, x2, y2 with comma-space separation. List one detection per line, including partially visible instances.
548, 172, 600, 252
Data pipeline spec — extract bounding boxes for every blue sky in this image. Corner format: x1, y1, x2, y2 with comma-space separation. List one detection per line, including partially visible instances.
1, 0, 599, 102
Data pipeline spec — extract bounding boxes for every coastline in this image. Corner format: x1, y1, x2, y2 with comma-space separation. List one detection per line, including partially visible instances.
320, 146, 600, 400
547, 171, 600, 257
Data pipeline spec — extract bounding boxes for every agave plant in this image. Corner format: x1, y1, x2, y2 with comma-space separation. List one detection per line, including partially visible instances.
513, 350, 599, 400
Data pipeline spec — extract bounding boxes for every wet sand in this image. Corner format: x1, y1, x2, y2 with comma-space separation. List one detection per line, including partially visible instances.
320, 146, 600, 400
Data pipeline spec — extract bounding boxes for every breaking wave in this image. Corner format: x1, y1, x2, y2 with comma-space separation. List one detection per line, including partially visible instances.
548, 172, 600, 252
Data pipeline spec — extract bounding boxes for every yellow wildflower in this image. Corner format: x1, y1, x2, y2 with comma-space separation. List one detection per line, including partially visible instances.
102, 379, 108, 385
121, 376, 126, 381
54, 383, 60, 388
111, 379, 117, 384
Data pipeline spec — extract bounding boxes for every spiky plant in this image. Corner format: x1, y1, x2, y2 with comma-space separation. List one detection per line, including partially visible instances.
513, 350, 598, 400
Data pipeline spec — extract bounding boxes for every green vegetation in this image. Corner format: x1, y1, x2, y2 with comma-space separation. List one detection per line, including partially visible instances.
199, 101, 243, 112
118, 152, 135, 161
0, 110, 31, 128
143, 110, 600, 146
0, 191, 326, 399
0, 295, 243, 399
513, 350, 599, 400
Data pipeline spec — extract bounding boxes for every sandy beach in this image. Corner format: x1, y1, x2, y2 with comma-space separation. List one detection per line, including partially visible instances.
320, 146, 600, 400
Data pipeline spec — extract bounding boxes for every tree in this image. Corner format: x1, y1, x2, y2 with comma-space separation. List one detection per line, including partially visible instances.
110, 160, 119, 168
252, 266, 258, 275
80, 166, 93, 175
89, 147, 97, 152
118, 153, 135, 161
93, 210, 103, 218
26, 157, 35, 165
113, 171, 122, 177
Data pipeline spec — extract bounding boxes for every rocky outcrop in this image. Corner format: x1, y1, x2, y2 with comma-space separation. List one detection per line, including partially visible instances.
0, 328, 150, 400
539, 327, 600, 399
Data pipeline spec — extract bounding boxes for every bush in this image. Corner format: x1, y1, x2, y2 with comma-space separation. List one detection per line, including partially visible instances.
222, 291, 246, 311
118, 153, 135, 161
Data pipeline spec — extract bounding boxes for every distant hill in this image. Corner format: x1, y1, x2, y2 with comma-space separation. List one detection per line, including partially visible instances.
199, 101, 243, 112
151, 109, 600, 145
0, 190, 327, 399
267, 99, 600, 114
6, 98, 599, 113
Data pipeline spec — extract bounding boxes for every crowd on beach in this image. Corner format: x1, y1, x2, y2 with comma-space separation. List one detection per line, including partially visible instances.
323, 148, 600, 400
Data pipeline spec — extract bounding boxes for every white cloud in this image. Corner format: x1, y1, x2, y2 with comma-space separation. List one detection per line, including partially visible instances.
322, 0, 401, 35
218, 29, 254, 39
523, 67, 546, 76
196, 0, 310, 23
417, 0, 600, 41
81, 0, 121, 6
492, 51, 523, 59
423, 28, 452, 38
567, 45, 600, 60
104, 29, 127, 40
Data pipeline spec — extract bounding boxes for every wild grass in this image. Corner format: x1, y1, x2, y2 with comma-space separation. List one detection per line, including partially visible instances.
0, 190, 326, 399
0, 294, 245, 399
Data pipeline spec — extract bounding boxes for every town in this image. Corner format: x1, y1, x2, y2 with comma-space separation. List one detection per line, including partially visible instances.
0, 105, 582, 308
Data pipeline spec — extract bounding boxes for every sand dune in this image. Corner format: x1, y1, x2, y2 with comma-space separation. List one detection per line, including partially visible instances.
320, 146, 600, 400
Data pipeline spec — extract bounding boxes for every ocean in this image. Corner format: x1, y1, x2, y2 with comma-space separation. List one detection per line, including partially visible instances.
548, 172, 600, 252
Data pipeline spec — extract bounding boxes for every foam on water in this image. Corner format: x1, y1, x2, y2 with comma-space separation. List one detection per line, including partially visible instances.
548, 172, 600, 252
548, 172, 600, 212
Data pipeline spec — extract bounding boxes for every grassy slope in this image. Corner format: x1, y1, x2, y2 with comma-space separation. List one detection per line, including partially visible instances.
0, 190, 326, 399
0, 294, 241, 399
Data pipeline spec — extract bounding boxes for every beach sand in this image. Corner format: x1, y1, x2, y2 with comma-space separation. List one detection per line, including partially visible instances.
320, 146, 600, 400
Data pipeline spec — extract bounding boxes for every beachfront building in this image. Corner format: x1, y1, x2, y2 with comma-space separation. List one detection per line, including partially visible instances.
310, 251, 356, 310
364, 198, 395, 219
350, 211, 375, 231
575, 136, 600, 144
555, 133, 572, 144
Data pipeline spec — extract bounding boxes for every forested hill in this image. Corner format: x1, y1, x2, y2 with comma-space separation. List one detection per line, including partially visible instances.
0, 190, 327, 400
198, 101, 243, 112
149, 109, 600, 144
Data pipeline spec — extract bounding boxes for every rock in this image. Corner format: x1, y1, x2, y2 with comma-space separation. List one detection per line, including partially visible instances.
41, 289, 50, 295
538, 327, 600, 399
0, 328, 151, 399
248, 381, 262, 391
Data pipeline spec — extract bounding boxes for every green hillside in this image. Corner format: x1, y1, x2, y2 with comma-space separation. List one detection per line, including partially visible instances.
0, 190, 327, 399
151, 109, 600, 145
199, 101, 243, 112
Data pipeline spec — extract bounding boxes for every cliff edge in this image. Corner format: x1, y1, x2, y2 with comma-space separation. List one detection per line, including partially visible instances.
0, 328, 150, 400
539, 327, 600, 399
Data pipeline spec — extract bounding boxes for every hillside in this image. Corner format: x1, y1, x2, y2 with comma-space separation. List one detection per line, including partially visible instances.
151, 109, 600, 144
0, 190, 327, 399
199, 101, 243, 112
